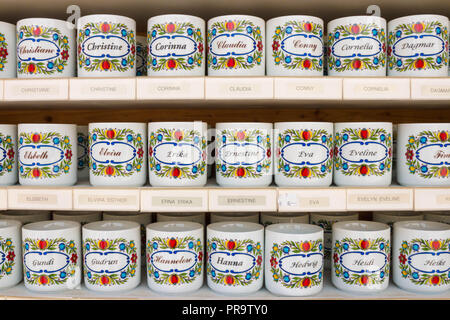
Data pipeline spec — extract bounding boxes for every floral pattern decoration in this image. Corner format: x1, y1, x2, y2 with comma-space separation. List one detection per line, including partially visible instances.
0, 237, 15, 280
0, 133, 14, 177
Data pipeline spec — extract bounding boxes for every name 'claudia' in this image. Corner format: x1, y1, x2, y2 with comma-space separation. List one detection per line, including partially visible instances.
216, 41, 247, 49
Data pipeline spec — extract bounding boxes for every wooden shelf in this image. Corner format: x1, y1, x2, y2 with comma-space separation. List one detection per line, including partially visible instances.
1, 183, 448, 212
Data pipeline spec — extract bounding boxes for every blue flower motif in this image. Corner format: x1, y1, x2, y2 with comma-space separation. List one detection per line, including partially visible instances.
212, 57, 217, 64
336, 59, 341, 67
221, 164, 226, 172
285, 56, 292, 63
19, 137, 23, 144
85, 243, 90, 250
187, 28, 193, 35
283, 246, 290, 253
19, 31, 24, 39
188, 57, 194, 65
119, 243, 126, 250
211, 270, 216, 277
412, 272, 419, 279
190, 270, 195, 277
26, 271, 30, 278
380, 271, 385, 278
372, 29, 378, 36
343, 271, 349, 279
343, 243, 349, 250
60, 271, 66, 279
247, 56, 253, 63
87, 272, 91, 278
47, 62, 54, 69
373, 57, 379, 65
319, 244, 323, 251
334, 32, 340, 39
286, 26, 293, 34
152, 30, 156, 37
321, 135, 327, 143
121, 29, 127, 37
420, 136, 427, 144
20, 166, 24, 173
283, 275, 290, 282
343, 163, 348, 170
53, 166, 60, 173
152, 59, 157, 66
18, 62, 21, 69
121, 59, 127, 66
246, 26, 253, 34
85, 29, 90, 36
126, 164, 132, 171
188, 241, 194, 249
397, 59, 402, 67
212, 28, 217, 36
343, 133, 349, 141
156, 164, 161, 171
285, 135, 291, 142
284, 164, 290, 172
86, 59, 91, 66
379, 163, 385, 170
154, 271, 159, 278
321, 165, 326, 172
256, 165, 262, 172
92, 133, 97, 141
121, 272, 127, 279
93, 163, 97, 170
421, 165, 428, 173
157, 134, 163, 141
412, 243, 419, 251
246, 273, 252, 280
153, 242, 158, 249
53, 33, 59, 41
25, 243, 29, 250
319, 59, 323, 66
247, 244, 253, 252
396, 30, 402, 38
437, 56, 442, 64
380, 134, 385, 142
436, 27, 441, 34
194, 136, 200, 144
319, 30, 323, 37
59, 243, 66, 250
127, 134, 133, 142
380, 243, 385, 250
192, 166, 198, 174
212, 242, 217, 250
222, 135, 226, 143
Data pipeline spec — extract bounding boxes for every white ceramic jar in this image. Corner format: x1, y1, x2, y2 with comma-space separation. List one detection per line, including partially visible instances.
82, 220, 141, 292
156, 212, 205, 225
334, 122, 393, 186
89, 122, 147, 187
148, 122, 208, 187
424, 212, 450, 224
17, 18, 75, 78
77, 14, 136, 77
136, 35, 147, 76
207, 15, 265, 76
260, 212, 309, 227
77, 125, 89, 181
393, 220, 450, 293
22, 220, 81, 292
18, 124, 77, 186
266, 16, 324, 76
397, 123, 450, 186
327, 16, 387, 76
147, 14, 205, 76
388, 15, 449, 77
52, 211, 102, 225
207, 222, 264, 294
310, 212, 359, 269
0, 125, 17, 186
216, 122, 273, 187
265, 223, 323, 296
0, 220, 21, 288
275, 122, 333, 187
0, 210, 51, 224
332, 221, 391, 293
373, 212, 424, 227
0, 22, 16, 78
146, 221, 204, 293
210, 212, 260, 224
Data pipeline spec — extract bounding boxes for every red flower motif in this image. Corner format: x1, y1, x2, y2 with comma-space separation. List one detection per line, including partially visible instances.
333, 253, 339, 264
202, 151, 206, 160
387, 46, 392, 56
266, 149, 271, 157
270, 256, 278, 268
137, 148, 144, 158
70, 253, 78, 264
149, 146, 153, 157
256, 255, 262, 266
327, 47, 331, 56
131, 45, 135, 55
388, 148, 392, 158
61, 50, 69, 60
78, 44, 82, 55
7, 149, 14, 159
198, 252, 203, 261
198, 43, 204, 53
399, 254, 407, 264
276, 148, 281, 157
65, 150, 73, 160
0, 48, 8, 59
147, 253, 151, 263
334, 146, 339, 157
257, 41, 263, 52
272, 40, 280, 51
6, 251, 15, 261
405, 149, 414, 161
131, 253, 138, 264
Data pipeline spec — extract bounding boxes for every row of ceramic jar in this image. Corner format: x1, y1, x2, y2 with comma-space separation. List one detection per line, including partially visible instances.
0, 218, 448, 296
0, 122, 448, 187
0, 13, 448, 78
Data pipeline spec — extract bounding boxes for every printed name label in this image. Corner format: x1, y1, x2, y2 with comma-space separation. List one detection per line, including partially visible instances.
17, 39, 60, 62
19, 145, 64, 166
153, 142, 201, 166
150, 35, 196, 57
415, 145, 450, 165
152, 196, 203, 207
393, 35, 444, 58
24, 251, 69, 273
209, 33, 255, 56
90, 141, 136, 164
82, 35, 130, 59
219, 143, 265, 166
209, 251, 255, 273
279, 252, 323, 276
151, 250, 197, 272
84, 251, 130, 273
332, 37, 381, 58
281, 142, 328, 165
281, 34, 322, 57
340, 251, 387, 273
339, 142, 387, 163
408, 252, 450, 273
217, 196, 266, 206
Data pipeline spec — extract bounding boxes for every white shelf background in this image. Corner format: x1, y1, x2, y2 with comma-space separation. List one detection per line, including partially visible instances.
2, 269, 449, 300
0, 77, 449, 107
0, 182, 449, 212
